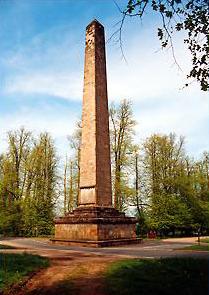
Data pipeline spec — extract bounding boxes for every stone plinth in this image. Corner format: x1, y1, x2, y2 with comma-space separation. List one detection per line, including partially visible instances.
52, 206, 140, 247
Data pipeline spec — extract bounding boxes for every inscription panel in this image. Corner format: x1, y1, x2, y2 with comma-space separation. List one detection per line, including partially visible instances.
80, 187, 96, 205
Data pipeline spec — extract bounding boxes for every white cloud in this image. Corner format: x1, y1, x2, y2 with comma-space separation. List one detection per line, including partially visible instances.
4, 32, 189, 103
1, 19, 208, 160
5, 72, 82, 100
133, 86, 209, 157
2, 18, 203, 104
2, 23, 84, 101
0, 105, 79, 157
105, 29, 209, 157
107, 29, 192, 103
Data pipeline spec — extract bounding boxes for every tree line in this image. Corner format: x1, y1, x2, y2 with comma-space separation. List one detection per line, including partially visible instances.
0, 129, 58, 236
63, 100, 209, 237
0, 100, 208, 236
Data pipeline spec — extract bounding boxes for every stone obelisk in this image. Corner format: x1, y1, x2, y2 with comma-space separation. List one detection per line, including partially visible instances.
79, 20, 112, 207
53, 20, 139, 247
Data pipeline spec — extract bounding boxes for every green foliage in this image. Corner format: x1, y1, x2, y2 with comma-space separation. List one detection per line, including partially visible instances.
137, 134, 209, 235
108, 102, 209, 235
1, 120, 208, 238
110, 99, 136, 211
0, 253, 49, 291
0, 199, 22, 236
65, 121, 82, 212
149, 194, 193, 233
105, 258, 208, 295
0, 129, 58, 237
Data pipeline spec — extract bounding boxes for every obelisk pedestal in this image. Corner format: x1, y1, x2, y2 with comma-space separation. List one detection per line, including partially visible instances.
52, 20, 140, 247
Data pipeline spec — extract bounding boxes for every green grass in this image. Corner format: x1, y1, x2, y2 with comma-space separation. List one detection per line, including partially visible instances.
0, 253, 49, 291
105, 258, 208, 295
183, 244, 209, 251
200, 238, 209, 243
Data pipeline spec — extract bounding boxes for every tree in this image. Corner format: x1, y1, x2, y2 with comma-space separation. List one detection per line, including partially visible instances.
67, 159, 74, 211
0, 129, 58, 236
149, 193, 193, 235
142, 133, 185, 196
109, 99, 136, 211
63, 156, 68, 214
0, 128, 32, 235
177, 152, 209, 232
116, 0, 209, 91
63, 157, 78, 213
66, 120, 82, 210
140, 133, 209, 235
141, 133, 192, 234
22, 132, 58, 236
124, 148, 152, 235
6, 128, 31, 201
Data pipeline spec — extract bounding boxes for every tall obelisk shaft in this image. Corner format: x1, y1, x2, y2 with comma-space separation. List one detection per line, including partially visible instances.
79, 20, 112, 207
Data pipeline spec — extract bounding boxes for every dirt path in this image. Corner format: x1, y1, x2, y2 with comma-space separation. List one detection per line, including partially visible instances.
2, 237, 208, 295
7, 252, 119, 295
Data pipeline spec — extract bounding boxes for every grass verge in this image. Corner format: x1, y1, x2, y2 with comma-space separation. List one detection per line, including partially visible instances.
105, 257, 208, 295
200, 238, 209, 243
0, 253, 49, 292
182, 244, 209, 251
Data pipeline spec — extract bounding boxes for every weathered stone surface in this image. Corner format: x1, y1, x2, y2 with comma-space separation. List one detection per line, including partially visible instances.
53, 20, 138, 247
54, 223, 136, 241
79, 20, 112, 207
55, 206, 135, 224
51, 238, 141, 248
54, 206, 138, 246
55, 224, 98, 240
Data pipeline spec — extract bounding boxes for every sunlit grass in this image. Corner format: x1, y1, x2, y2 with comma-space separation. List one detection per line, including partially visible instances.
183, 244, 209, 251
200, 238, 209, 243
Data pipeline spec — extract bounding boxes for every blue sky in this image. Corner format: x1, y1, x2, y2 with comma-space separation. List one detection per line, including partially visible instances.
0, 0, 208, 160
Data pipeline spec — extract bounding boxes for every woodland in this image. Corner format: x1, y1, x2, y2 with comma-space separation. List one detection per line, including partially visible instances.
0, 100, 208, 237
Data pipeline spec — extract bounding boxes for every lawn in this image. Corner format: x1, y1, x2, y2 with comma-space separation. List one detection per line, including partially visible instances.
0, 253, 49, 292
105, 257, 208, 295
183, 244, 209, 251
200, 238, 209, 243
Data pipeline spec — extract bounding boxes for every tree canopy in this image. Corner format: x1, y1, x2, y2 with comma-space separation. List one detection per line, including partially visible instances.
0, 104, 208, 237
0, 129, 58, 236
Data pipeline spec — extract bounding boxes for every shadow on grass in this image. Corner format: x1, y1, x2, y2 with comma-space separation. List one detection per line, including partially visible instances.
105, 257, 208, 295
0, 253, 49, 292
22, 280, 77, 295
20, 276, 106, 295
2, 257, 208, 295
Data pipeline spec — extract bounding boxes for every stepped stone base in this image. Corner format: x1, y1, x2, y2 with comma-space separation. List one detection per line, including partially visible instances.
52, 206, 141, 247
